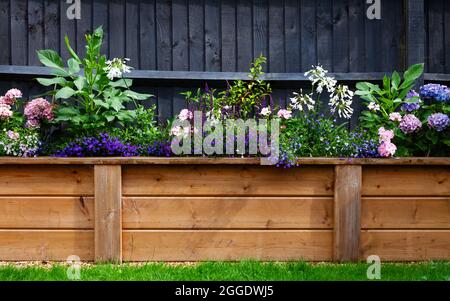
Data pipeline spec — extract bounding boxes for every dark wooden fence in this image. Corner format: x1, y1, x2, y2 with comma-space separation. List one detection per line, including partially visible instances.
0, 0, 449, 124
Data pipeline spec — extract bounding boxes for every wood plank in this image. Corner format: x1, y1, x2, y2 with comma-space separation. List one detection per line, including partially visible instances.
125, 0, 139, 68
43, 0, 60, 52
362, 166, 450, 196
205, 0, 221, 71
221, 0, 237, 72
94, 165, 122, 263
0, 157, 449, 166
188, 0, 205, 71
123, 230, 332, 261
10, 0, 28, 65
236, 0, 253, 71
348, 0, 365, 72
140, 0, 156, 69
332, 0, 349, 72
300, 0, 316, 71
92, 0, 109, 55
76, 0, 92, 59
122, 197, 333, 229
268, 0, 284, 73
427, 0, 444, 73
156, 0, 172, 70
316, 0, 332, 70
28, 0, 44, 66
60, 0, 76, 62
0, 165, 94, 196
109, 0, 125, 59
362, 197, 450, 229
360, 230, 450, 261
0, 230, 94, 261
172, 0, 188, 71
365, 3, 382, 71
0, 0, 10, 64
122, 165, 334, 196
445, 0, 450, 73
0, 197, 94, 229
333, 165, 361, 262
253, 0, 269, 71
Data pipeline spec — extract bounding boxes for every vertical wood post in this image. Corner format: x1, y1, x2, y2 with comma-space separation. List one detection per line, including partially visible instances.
333, 165, 362, 262
94, 165, 122, 263
405, 0, 425, 88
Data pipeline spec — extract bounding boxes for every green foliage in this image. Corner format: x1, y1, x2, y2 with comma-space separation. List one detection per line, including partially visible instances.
36, 27, 152, 136
355, 63, 424, 132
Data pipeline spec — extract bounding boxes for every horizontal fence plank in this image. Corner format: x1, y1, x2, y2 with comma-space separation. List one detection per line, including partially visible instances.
362, 166, 450, 196
360, 230, 450, 261
0, 230, 94, 261
122, 230, 333, 261
0, 197, 94, 229
362, 197, 450, 229
0, 165, 94, 196
122, 165, 335, 196
122, 197, 333, 229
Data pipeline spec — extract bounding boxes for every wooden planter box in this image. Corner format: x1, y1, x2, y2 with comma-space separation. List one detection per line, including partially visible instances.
0, 157, 449, 262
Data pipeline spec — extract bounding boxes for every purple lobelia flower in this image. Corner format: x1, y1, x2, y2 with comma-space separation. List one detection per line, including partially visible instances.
419, 84, 450, 102
427, 113, 449, 132
54, 133, 139, 157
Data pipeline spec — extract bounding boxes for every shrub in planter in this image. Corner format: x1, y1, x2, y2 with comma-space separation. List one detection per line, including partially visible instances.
356, 64, 450, 157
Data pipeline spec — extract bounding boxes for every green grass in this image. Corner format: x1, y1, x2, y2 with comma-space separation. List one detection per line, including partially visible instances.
0, 261, 449, 281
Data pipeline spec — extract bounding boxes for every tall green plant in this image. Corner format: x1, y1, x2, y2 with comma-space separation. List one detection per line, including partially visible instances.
36, 27, 152, 135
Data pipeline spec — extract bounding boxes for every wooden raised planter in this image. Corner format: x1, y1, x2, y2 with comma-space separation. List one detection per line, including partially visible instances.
0, 157, 449, 263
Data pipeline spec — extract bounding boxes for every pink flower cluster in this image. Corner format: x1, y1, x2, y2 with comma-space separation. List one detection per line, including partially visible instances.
178, 109, 193, 121
277, 109, 292, 119
24, 98, 54, 128
0, 88, 22, 120
398, 114, 422, 134
377, 127, 396, 158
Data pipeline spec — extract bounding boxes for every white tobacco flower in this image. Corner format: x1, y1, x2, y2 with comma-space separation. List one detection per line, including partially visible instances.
305, 65, 337, 94
329, 84, 354, 119
260, 107, 271, 117
105, 58, 132, 80
290, 90, 315, 112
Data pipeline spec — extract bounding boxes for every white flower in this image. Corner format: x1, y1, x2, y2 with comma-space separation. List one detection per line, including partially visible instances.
260, 107, 271, 116
290, 90, 315, 112
368, 102, 381, 112
389, 112, 402, 122
104, 58, 132, 80
305, 65, 337, 94
329, 85, 354, 119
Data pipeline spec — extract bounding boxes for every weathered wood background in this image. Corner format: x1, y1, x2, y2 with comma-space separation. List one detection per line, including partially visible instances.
0, 0, 448, 124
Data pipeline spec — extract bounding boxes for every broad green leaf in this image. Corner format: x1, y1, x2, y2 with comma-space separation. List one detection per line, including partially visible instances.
93, 98, 109, 109
68, 58, 80, 74
110, 79, 133, 88
36, 77, 67, 86
37, 49, 64, 69
123, 90, 153, 100
64, 35, 81, 63
391, 71, 401, 90
55, 86, 76, 99
109, 97, 124, 112
383, 75, 390, 91
74, 76, 86, 91
401, 63, 424, 88
356, 82, 370, 91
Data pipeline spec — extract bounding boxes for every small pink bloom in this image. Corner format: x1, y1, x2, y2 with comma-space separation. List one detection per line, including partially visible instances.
24, 98, 54, 127
378, 127, 394, 142
378, 141, 397, 158
178, 109, 193, 121
0, 103, 12, 119
277, 109, 292, 119
3, 88, 22, 105
6, 130, 19, 140
389, 112, 402, 122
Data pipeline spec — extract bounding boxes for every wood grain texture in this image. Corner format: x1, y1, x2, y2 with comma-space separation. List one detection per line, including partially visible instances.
123, 230, 332, 261
362, 197, 450, 229
0, 165, 94, 196
360, 230, 450, 261
122, 165, 334, 196
0, 157, 448, 165
122, 197, 333, 229
0, 197, 94, 229
362, 166, 450, 196
0, 230, 94, 261
94, 165, 122, 263
333, 165, 362, 262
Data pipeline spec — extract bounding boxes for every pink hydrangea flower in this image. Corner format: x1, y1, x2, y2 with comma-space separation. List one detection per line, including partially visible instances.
389, 112, 402, 122
277, 109, 292, 119
378, 141, 397, 157
3, 88, 22, 105
6, 130, 19, 140
378, 127, 394, 142
24, 98, 54, 127
398, 114, 422, 134
178, 109, 193, 121
0, 103, 12, 119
